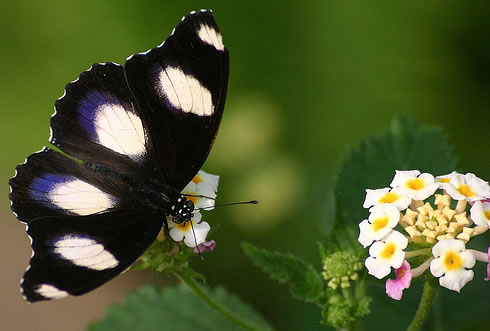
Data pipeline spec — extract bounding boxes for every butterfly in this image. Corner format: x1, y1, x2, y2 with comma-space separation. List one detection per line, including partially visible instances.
8, 10, 228, 302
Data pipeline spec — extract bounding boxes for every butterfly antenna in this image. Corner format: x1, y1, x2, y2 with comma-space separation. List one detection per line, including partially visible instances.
183, 193, 216, 200
190, 221, 204, 260
196, 200, 259, 212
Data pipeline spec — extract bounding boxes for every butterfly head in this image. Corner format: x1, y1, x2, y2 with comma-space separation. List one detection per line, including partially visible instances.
170, 195, 194, 223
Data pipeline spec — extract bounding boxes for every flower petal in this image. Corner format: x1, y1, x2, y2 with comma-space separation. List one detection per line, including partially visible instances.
366, 189, 412, 211
390, 170, 438, 200
358, 219, 375, 248
183, 221, 211, 247
436, 171, 459, 184
169, 226, 185, 242
193, 240, 216, 253
486, 246, 490, 281
194, 182, 217, 209
365, 256, 392, 279
358, 205, 400, 248
363, 188, 390, 208
439, 269, 474, 292
197, 170, 220, 193
391, 170, 421, 188
429, 257, 445, 277
182, 181, 197, 194
432, 239, 465, 258
444, 173, 490, 201
465, 173, 490, 199
470, 200, 490, 228
386, 260, 412, 300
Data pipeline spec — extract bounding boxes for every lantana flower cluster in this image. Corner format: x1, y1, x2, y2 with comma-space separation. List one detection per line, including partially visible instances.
358, 170, 490, 300
165, 170, 219, 251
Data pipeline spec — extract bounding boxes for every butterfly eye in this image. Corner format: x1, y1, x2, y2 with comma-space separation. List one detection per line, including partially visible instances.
185, 200, 194, 211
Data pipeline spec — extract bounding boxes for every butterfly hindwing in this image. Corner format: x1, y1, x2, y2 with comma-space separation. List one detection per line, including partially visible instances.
9, 149, 166, 302
22, 209, 164, 302
9, 148, 128, 224
125, 10, 229, 190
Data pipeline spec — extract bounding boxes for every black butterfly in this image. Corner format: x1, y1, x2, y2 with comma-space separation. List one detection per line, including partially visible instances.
8, 10, 228, 302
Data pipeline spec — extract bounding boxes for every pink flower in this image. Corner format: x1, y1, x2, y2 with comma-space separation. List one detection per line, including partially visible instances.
469, 198, 490, 206
386, 260, 412, 300
486, 246, 490, 281
193, 240, 216, 253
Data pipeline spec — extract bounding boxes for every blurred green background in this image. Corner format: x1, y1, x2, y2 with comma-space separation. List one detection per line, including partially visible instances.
0, 0, 488, 330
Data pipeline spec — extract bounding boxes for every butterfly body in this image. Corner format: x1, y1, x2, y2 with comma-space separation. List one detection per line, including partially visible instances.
86, 162, 192, 221
9, 10, 228, 302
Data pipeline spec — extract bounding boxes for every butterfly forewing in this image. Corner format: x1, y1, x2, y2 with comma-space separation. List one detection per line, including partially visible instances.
125, 11, 229, 190
50, 63, 159, 177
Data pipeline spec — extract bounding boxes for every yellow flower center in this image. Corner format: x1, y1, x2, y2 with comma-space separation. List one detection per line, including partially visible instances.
176, 221, 191, 231
379, 192, 399, 204
372, 216, 389, 232
439, 178, 451, 183
192, 175, 204, 184
458, 185, 475, 198
443, 251, 462, 270
406, 178, 425, 190
380, 242, 396, 260
484, 211, 490, 220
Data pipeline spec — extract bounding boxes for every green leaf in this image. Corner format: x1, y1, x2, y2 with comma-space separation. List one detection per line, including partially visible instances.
322, 186, 336, 236
241, 242, 323, 303
89, 284, 273, 331
330, 115, 458, 248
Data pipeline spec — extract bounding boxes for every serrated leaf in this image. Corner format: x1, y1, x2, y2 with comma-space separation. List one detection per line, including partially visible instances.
89, 284, 273, 331
242, 242, 323, 303
330, 115, 457, 248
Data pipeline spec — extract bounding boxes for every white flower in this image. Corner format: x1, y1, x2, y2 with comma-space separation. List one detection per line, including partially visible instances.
365, 231, 408, 279
358, 204, 401, 248
168, 211, 211, 247
435, 171, 460, 187
442, 173, 490, 202
363, 187, 412, 211
470, 200, 490, 228
390, 170, 439, 201
430, 239, 476, 292
182, 170, 219, 210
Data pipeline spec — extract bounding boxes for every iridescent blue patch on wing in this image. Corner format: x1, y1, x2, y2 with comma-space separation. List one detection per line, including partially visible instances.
30, 174, 74, 202
78, 91, 125, 136
78, 90, 107, 137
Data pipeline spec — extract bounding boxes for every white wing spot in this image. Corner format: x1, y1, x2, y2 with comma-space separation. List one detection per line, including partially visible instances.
197, 24, 224, 51
49, 179, 115, 216
94, 104, 146, 158
35, 284, 69, 299
54, 236, 119, 271
156, 66, 214, 116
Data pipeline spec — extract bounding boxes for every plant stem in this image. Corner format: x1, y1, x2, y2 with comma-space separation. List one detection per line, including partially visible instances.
407, 275, 438, 331
405, 248, 431, 259
175, 270, 259, 330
